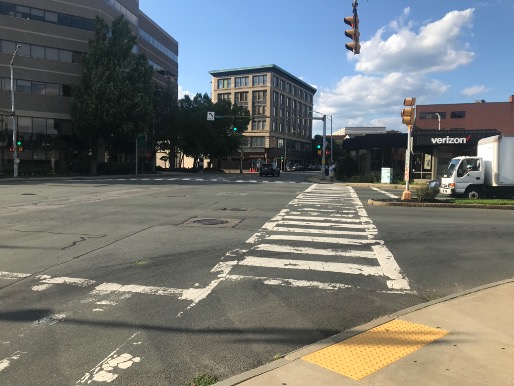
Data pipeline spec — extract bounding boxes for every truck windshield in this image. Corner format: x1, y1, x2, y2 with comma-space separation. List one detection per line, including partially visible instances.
443, 159, 461, 178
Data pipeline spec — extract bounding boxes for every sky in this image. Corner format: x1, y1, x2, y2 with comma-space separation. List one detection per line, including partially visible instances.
139, 0, 514, 137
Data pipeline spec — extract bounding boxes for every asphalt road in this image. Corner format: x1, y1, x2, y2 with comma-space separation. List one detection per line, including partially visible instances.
1, 172, 513, 385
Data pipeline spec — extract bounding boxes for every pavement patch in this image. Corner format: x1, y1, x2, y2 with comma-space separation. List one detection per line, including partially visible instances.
302, 319, 448, 380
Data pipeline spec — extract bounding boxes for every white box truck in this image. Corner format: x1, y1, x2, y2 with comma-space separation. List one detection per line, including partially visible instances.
439, 134, 514, 199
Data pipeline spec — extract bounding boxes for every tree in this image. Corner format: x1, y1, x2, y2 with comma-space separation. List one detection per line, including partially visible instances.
153, 80, 181, 169
71, 16, 154, 174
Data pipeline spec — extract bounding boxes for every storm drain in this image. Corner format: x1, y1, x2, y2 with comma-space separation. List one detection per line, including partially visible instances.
182, 218, 242, 228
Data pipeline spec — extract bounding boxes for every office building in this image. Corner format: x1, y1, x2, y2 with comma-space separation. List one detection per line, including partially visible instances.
0, 0, 178, 173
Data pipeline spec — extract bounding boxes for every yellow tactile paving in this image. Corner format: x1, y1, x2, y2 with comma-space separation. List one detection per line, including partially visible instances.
302, 319, 449, 380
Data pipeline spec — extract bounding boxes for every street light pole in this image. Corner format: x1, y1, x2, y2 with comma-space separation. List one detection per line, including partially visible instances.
11, 44, 21, 178
321, 114, 327, 180
330, 115, 333, 164
435, 113, 441, 130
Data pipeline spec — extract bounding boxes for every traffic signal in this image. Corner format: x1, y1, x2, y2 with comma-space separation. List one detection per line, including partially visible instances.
16, 133, 23, 147
316, 144, 321, 149
401, 98, 416, 126
344, 2, 360, 54
233, 127, 237, 132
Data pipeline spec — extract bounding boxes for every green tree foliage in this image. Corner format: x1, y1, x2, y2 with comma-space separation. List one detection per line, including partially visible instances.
170, 93, 250, 168
153, 80, 181, 169
71, 16, 154, 174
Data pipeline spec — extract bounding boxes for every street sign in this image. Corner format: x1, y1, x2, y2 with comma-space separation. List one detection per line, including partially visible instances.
207, 112, 215, 121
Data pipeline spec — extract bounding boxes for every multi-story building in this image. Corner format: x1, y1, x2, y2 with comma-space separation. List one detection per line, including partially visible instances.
0, 0, 178, 173
209, 65, 316, 170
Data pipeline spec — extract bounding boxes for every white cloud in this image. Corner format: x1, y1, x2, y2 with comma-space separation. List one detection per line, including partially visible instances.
356, 8, 475, 75
178, 85, 191, 99
313, 8, 476, 135
461, 85, 489, 96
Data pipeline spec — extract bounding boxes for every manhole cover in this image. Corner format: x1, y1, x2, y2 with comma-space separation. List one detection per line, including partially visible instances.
182, 218, 242, 228
192, 218, 228, 226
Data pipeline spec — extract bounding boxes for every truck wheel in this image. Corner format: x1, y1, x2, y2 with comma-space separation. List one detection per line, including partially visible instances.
464, 187, 482, 199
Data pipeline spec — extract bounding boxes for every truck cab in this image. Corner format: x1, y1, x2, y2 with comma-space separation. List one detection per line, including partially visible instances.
439, 156, 484, 198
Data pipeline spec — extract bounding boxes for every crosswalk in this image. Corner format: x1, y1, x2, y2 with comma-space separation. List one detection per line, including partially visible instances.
212, 184, 411, 293
0, 184, 411, 319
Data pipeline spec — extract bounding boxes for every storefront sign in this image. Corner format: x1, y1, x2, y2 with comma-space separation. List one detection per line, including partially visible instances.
430, 135, 471, 144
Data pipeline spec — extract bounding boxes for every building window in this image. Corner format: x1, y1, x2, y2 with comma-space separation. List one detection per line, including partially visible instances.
16, 79, 32, 93
252, 90, 267, 103
252, 75, 267, 86
217, 93, 231, 101
235, 92, 248, 103
273, 76, 278, 87
279, 79, 284, 89
31, 82, 45, 94
450, 111, 466, 119
286, 83, 291, 93
252, 120, 266, 131
420, 112, 446, 119
218, 78, 231, 89
31, 45, 45, 59
250, 137, 265, 147
139, 28, 178, 62
253, 105, 266, 116
106, 0, 138, 25
46, 83, 60, 96
235, 77, 249, 87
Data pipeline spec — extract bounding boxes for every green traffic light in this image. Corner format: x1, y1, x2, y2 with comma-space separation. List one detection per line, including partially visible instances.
233, 127, 238, 131
316, 144, 321, 149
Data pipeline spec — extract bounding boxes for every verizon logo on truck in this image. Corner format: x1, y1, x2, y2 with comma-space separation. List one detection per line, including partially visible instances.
431, 135, 471, 144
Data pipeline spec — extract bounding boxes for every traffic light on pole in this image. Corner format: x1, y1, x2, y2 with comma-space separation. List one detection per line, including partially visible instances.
401, 98, 416, 126
344, 2, 360, 54
16, 133, 24, 152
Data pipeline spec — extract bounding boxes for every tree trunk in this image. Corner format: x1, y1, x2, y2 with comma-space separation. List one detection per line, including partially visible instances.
89, 136, 103, 175
90, 145, 98, 175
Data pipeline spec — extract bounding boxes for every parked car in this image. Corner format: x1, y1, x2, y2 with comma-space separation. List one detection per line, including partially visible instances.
293, 163, 303, 171
260, 163, 280, 177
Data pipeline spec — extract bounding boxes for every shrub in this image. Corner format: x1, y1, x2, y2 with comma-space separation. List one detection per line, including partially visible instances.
335, 155, 358, 180
415, 184, 439, 201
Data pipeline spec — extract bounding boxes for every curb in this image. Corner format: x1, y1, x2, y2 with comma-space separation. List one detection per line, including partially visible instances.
215, 279, 514, 385
368, 199, 514, 210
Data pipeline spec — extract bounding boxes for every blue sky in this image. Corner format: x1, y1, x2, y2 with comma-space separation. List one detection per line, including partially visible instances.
139, 0, 514, 136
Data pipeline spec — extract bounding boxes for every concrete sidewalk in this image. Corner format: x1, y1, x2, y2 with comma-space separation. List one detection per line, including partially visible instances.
217, 280, 514, 386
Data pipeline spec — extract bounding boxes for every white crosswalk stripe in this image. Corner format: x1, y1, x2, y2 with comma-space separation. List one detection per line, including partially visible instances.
214, 184, 411, 293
